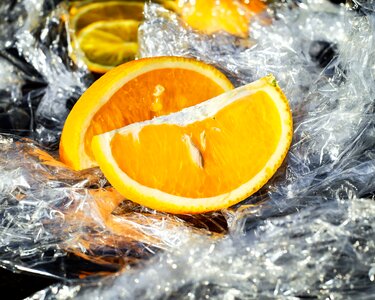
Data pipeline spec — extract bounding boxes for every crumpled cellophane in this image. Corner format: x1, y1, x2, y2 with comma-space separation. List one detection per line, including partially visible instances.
0, 0, 92, 149
0, 0, 226, 279
1, 0, 375, 299
0, 134, 225, 279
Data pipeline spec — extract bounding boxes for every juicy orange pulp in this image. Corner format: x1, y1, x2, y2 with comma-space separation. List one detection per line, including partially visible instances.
84, 68, 230, 162
111, 91, 281, 198
59, 56, 234, 170
91, 75, 293, 214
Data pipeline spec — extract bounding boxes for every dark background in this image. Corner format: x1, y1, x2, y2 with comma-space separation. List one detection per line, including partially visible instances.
0, 268, 59, 299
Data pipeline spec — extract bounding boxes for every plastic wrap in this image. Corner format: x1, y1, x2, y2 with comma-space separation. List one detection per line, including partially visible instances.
0, 134, 226, 278
30, 199, 375, 299
0, 0, 375, 299
0, 0, 92, 149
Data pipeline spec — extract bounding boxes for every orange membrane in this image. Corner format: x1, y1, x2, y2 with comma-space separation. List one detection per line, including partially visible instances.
84, 68, 227, 160
111, 91, 282, 198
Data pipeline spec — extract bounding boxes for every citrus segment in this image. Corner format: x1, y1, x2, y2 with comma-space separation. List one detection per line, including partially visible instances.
59, 56, 234, 170
69, 1, 145, 73
110, 91, 282, 198
70, 1, 145, 33
91, 75, 293, 214
77, 20, 140, 73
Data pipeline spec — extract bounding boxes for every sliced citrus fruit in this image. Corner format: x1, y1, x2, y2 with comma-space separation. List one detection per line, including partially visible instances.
69, 1, 145, 73
91, 75, 293, 214
59, 56, 234, 170
177, 0, 267, 37
70, 1, 145, 33
77, 20, 140, 73
69, 0, 177, 32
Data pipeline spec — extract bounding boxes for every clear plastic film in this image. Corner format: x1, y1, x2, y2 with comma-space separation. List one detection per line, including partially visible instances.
0, 0, 374, 299
0, 0, 92, 149
0, 134, 226, 279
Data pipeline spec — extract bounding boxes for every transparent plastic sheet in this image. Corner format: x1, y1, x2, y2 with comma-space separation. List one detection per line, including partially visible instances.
0, 0, 228, 280
29, 199, 375, 299
16, 1, 375, 298
0, 0, 92, 149
0, 134, 226, 278
0, 0, 374, 298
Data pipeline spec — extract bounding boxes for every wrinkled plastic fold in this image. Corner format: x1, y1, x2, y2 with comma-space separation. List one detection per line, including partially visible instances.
0, 0, 92, 149
0, 0, 375, 299
0, 134, 226, 278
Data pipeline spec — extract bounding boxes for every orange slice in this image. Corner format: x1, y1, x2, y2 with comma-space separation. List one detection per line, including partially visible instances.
59, 56, 234, 170
69, 1, 145, 73
177, 0, 267, 37
69, 1, 145, 34
68, 1, 177, 73
91, 75, 293, 214
76, 19, 140, 73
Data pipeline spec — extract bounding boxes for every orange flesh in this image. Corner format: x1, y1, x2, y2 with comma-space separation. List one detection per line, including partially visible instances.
111, 91, 282, 198
241, 0, 267, 14
84, 68, 227, 160
179, 0, 249, 37
178, 0, 266, 37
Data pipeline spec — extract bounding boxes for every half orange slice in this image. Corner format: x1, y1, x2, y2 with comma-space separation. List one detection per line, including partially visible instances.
59, 56, 234, 170
92, 75, 293, 214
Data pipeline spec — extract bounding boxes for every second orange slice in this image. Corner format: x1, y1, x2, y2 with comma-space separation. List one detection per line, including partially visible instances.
59, 56, 234, 170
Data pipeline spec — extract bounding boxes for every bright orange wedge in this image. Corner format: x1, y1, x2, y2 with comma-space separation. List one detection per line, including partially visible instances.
92, 75, 293, 214
59, 56, 234, 170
